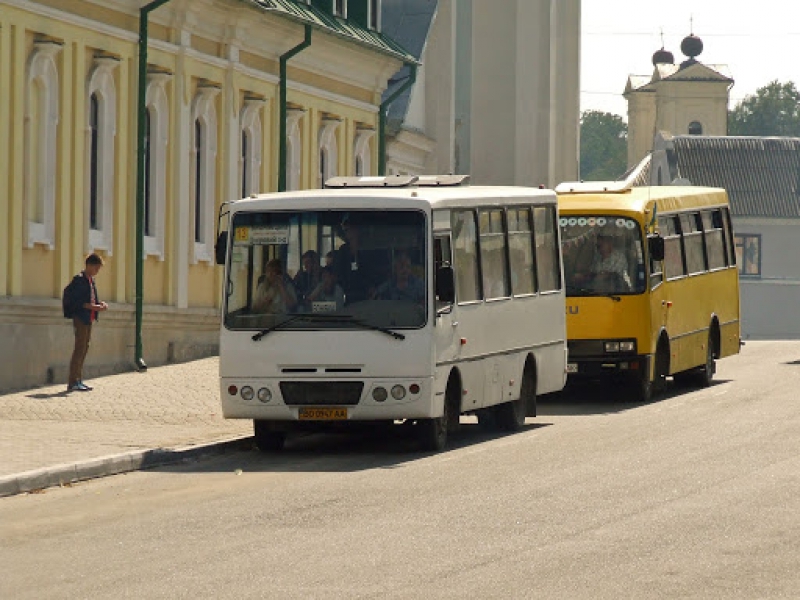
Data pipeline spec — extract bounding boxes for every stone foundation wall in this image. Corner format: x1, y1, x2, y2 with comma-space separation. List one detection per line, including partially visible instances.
0, 298, 220, 393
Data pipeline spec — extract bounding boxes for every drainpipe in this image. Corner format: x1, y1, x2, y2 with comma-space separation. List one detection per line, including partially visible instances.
378, 63, 417, 176
278, 25, 312, 192
134, 0, 173, 372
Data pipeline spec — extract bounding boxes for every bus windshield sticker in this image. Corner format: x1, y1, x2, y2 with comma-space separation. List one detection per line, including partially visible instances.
233, 226, 250, 245
250, 226, 289, 245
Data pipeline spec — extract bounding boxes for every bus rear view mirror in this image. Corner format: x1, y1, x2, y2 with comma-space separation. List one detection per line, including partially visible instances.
648, 235, 665, 262
215, 231, 228, 265
436, 265, 455, 304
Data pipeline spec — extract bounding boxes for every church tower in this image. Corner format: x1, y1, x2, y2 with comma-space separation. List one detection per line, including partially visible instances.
624, 33, 733, 168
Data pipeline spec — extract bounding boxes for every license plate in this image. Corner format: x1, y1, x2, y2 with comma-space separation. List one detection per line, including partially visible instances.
298, 407, 348, 421
566, 363, 578, 373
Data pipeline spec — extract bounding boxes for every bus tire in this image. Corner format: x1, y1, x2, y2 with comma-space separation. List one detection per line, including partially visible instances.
696, 332, 716, 387
497, 364, 534, 430
254, 420, 286, 452
635, 343, 667, 402
418, 376, 458, 451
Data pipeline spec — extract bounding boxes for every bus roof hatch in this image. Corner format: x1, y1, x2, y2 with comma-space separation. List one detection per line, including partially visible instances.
324, 175, 418, 188
555, 180, 633, 194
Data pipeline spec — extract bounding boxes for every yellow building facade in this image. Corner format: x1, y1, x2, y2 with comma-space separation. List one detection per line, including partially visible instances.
0, 0, 409, 391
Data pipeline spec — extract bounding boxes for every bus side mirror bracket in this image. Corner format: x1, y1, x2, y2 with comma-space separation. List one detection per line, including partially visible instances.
436, 265, 456, 305
648, 235, 665, 262
215, 231, 228, 265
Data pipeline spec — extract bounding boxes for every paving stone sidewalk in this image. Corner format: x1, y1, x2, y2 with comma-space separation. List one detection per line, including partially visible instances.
0, 357, 251, 497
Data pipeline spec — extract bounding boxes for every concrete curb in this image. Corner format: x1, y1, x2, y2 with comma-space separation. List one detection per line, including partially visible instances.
0, 436, 253, 499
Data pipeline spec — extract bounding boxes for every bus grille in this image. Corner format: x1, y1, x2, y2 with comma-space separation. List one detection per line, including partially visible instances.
279, 381, 364, 406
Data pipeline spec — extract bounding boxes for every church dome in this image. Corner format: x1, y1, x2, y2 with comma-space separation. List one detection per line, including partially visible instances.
652, 48, 674, 65
680, 34, 703, 59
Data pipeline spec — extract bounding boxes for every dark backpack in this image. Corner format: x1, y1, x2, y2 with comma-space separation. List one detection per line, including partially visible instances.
62, 276, 81, 319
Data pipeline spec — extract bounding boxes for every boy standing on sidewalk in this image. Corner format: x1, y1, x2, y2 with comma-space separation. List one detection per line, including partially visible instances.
66, 253, 108, 392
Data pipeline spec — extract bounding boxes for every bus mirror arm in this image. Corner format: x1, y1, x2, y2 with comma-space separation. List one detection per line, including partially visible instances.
648, 235, 665, 262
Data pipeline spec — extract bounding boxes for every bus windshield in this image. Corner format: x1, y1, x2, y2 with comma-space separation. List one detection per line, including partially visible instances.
560, 214, 646, 296
224, 209, 427, 331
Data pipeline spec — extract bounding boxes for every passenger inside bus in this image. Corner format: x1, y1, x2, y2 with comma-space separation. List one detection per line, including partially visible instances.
254, 259, 298, 314
306, 265, 345, 311
334, 219, 384, 304
292, 250, 321, 307
376, 251, 425, 305
571, 232, 632, 292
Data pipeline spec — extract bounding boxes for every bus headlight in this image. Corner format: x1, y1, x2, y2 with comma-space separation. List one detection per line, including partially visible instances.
372, 387, 388, 402
257, 387, 272, 403
240, 386, 255, 401
619, 340, 636, 353
391, 385, 406, 400
604, 341, 620, 353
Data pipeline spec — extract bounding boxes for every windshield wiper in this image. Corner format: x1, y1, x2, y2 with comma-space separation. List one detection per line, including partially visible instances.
351, 318, 406, 340
317, 315, 406, 340
252, 314, 306, 341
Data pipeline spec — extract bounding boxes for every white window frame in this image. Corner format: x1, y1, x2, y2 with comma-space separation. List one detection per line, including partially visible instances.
240, 98, 264, 198
354, 127, 375, 177
318, 116, 341, 187
286, 108, 306, 192
144, 71, 171, 260
334, 0, 347, 17
369, 0, 381, 31
85, 56, 119, 254
24, 40, 62, 249
190, 85, 220, 264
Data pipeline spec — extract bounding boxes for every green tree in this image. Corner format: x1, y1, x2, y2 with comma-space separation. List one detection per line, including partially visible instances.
579, 110, 627, 181
728, 80, 800, 136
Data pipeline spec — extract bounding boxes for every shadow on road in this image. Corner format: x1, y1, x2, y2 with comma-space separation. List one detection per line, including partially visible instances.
154, 421, 552, 475
538, 377, 732, 416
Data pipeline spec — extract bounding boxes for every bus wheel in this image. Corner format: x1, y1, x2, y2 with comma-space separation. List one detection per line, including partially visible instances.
418, 377, 458, 451
418, 414, 447, 452
254, 420, 286, 452
496, 365, 534, 431
696, 334, 716, 387
634, 346, 667, 403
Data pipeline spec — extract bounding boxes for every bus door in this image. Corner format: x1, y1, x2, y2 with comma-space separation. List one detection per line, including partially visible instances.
434, 234, 459, 367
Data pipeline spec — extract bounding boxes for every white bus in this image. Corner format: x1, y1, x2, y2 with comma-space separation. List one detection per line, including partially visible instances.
215, 175, 567, 451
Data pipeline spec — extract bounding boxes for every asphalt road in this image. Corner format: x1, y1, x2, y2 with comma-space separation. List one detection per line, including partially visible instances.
2, 341, 799, 599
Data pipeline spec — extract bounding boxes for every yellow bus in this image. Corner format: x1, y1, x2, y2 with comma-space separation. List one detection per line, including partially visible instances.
555, 182, 741, 401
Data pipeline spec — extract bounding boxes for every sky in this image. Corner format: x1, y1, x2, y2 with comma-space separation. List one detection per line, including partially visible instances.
581, 1, 800, 119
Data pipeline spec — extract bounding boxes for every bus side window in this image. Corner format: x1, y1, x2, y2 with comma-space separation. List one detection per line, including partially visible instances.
452, 210, 481, 302
704, 211, 726, 270
662, 215, 686, 279
534, 206, 561, 292
508, 207, 536, 296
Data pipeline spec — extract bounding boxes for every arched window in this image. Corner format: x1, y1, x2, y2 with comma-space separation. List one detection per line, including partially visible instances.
24, 40, 62, 249
144, 71, 170, 259
85, 55, 119, 254
354, 128, 375, 177
240, 99, 263, 198
286, 108, 305, 191
369, 0, 381, 30
190, 85, 219, 263
688, 121, 703, 135
318, 116, 341, 187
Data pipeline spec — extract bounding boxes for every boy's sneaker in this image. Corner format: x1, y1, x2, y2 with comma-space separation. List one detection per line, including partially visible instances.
77, 381, 93, 391
66, 383, 81, 392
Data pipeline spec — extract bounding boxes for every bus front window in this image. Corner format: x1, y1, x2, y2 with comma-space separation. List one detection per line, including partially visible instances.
560, 215, 645, 296
224, 210, 427, 330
